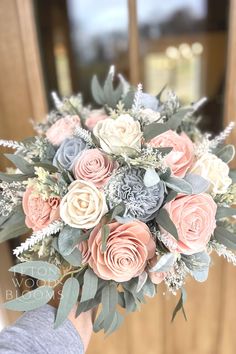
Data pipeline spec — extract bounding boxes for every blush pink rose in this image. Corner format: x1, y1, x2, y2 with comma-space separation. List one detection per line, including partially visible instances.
46, 115, 81, 146
88, 221, 156, 282
78, 240, 91, 264
73, 149, 118, 188
161, 193, 217, 255
23, 188, 60, 231
148, 255, 168, 284
85, 110, 108, 130
149, 130, 194, 177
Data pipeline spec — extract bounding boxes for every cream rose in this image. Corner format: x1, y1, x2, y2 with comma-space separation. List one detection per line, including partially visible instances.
191, 152, 232, 194
93, 114, 142, 155
60, 180, 107, 229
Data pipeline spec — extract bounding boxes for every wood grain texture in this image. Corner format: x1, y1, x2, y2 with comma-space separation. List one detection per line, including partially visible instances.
0, 0, 47, 323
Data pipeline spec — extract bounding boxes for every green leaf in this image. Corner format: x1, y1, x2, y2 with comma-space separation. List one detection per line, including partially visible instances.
214, 226, 236, 250
76, 297, 100, 317
105, 311, 123, 335
33, 162, 58, 173
93, 307, 105, 333
184, 173, 210, 194
165, 176, 193, 194
55, 277, 80, 328
104, 72, 117, 108
3, 286, 54, 311
143, 168, 160, 187
0, 172, 29, 182
122, 89, 135, 109
143, 122, 168, 141
62, 248, 82, 267
58, 226, 84, 256
80, 268, 98, 302
166, 108, 193, 130
101, 283, 118, 318
216, 206, 236, 219
171, 288, 187, 322
149, 253, 176, 273
9, 261, 61, 281
164, 190, 178, 204
4, 153, 35, 175
156, 208, 178, 240
0, 208, 29, 243
101, 225, 110, 253
123, 289, 137, 312
182, 252, 210, 282
215, 144, 235, 163
229, 169, 236, 183
91, 75, 105, 104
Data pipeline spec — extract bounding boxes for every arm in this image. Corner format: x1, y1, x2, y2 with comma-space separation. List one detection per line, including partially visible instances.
0, 304, 92, 354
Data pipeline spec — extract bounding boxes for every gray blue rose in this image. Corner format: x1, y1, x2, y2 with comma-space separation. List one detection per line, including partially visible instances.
53, 137, 88, 171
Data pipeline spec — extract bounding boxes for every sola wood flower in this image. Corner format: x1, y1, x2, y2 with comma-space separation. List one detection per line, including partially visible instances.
88, 221, 156, 282
46, 115, 81, 146
60, 180, 107, 229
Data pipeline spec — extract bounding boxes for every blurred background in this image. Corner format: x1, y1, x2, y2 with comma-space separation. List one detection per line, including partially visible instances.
0, 0, 236, 353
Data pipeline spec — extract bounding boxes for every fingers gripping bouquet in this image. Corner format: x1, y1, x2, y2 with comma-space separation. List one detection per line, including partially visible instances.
1, 67, 236, 333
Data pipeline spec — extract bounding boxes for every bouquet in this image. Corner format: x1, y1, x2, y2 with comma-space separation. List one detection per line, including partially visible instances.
1, 66, 236, 334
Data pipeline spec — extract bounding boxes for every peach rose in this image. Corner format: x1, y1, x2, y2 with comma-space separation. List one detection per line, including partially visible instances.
85, 110, 108, 130
88, 221, 156, 282
22, 188, 60, 231
46, 115, 81, 146
149, 130, 194, 177
78, 240, 91, 264
161, 193, 217, 255
73, 149, 117, 188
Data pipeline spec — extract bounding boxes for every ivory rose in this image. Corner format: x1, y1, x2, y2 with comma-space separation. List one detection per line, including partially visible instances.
93, 114, 142, 156
191, 152, 232, 194
60, 180, 107, 229
46, 115, 81, 146
88, 221, 156, 282
23, 188, 60, 231
149, 130, 194, 177
161, 194, 217, 255
85, 109, 108, 130
73, 149, 117, 188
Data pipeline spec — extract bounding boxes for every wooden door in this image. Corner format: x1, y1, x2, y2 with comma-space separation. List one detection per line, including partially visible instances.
0, 1, 236, 354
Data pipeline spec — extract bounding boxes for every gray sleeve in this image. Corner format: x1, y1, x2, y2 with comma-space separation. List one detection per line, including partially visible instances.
0, 304, 84, 354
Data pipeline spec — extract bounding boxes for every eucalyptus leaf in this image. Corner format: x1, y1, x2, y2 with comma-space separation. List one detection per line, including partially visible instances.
216, 206, 236, 220
164, 190, 178, 204
184, 174, 210, 194
9, 261, 61, 281
76, 297, 100, 317
0, 172, 30, 182
215, 144, 235, 163
171, 288, 187, 322
58, 225, 83, 256
166, 108, 193, 130
54, 277, 80, 328
149, 253, 176, 273
0, 208, 30, 243
141, 277, 156, 298
156, 208, 178, 240
182, 252, 210, 283
143, 122, 168, 141
62, 247, 82, 267
105, 311, 124, 335
136, 271, 148, 293
102, 283, 118, 318
123, 289, 137, 313
91, 75, 105, 104
165, 176, 193, 194
143, 168, 160, 187
214, 226, 236, 250
80, 268, 98, 302
4, 153, 35, 175
101, 225, 110, 253
229, 169, 236, 183
3, 286, 54, 311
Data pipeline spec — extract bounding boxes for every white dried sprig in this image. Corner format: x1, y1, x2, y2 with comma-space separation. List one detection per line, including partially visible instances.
108, 65, 115, 80
74, 126, 95, 147
0, 139, 23, 150
51, 91, 63, 110
210, 122, 235, 150
13, 221, 64, 258
132, 83, 143, 112
209, 240, 236, 266
194, 133, 212, 157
